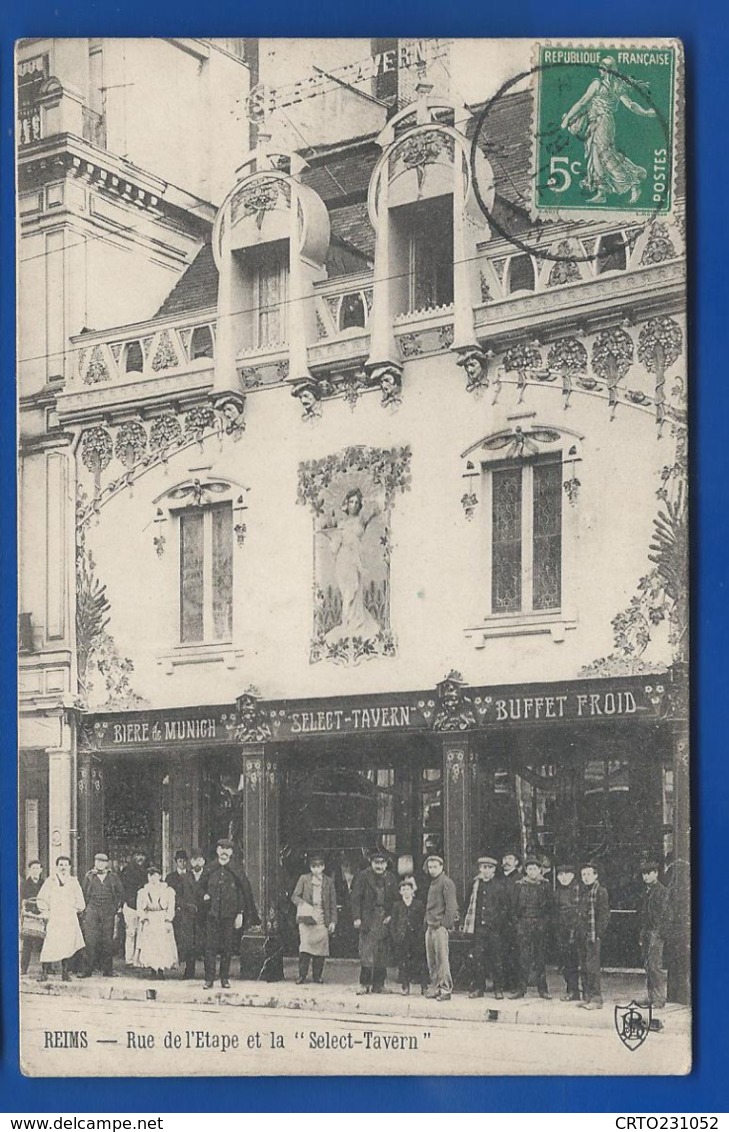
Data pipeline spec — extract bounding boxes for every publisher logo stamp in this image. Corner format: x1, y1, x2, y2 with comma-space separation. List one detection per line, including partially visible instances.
614, 1000, 652, 1050
535, 44, 677, 215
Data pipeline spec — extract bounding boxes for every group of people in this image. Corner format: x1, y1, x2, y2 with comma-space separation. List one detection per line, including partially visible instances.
290, 849, 671, 1010
21, 844, 672, 1011
19, 840, 260, 988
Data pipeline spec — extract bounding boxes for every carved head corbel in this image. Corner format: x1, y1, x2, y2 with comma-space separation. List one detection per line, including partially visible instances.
370, 363, 403, 408
214, 392, 246, 438
291, 379, 323, 420
456, 346, 491, 393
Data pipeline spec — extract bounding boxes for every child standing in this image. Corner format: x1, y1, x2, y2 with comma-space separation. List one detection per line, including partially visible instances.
389, 878, 427, 995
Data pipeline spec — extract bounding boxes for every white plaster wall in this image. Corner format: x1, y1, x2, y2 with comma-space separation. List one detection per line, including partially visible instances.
79, 349, 678, 711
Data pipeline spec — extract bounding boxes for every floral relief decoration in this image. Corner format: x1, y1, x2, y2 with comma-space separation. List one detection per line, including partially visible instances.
75, 489, 145, 711
297, 445, 412, 666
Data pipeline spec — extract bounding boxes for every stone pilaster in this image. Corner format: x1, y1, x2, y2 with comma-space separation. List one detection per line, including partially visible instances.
442, 735, 478, 900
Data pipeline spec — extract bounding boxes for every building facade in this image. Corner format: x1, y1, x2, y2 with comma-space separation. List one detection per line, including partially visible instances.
18, 40, 689, 994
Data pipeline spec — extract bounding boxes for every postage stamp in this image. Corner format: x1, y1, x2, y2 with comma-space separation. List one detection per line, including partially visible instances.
534, 43, 678, 216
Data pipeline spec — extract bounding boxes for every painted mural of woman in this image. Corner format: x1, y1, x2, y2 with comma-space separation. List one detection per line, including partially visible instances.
318, 487, 382, 643
560, 57, 656, 205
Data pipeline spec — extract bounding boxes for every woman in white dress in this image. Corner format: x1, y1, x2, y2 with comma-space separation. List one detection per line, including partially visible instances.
36, 856, 85, 982
134, 866, 178, 978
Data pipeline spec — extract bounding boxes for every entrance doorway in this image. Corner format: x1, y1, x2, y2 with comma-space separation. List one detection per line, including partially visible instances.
280, 734, 443, 956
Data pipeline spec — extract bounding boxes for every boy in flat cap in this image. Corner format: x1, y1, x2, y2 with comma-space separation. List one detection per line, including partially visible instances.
508, 855, 552, 999
553, 864, 581, 1001
389, 877, 427, 995
424, 855, 459, 1002
351, 851, 398, 994
576, 861, 610, 1009
638, 859, 671, 1009
462, 855, 509, 999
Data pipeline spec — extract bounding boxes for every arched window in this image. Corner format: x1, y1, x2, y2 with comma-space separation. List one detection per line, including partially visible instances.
190, 325, 214, 360
124, 341, 144, 374
339, 292, 366, 331
507, 254, 536, 294
596, 232, 628, 274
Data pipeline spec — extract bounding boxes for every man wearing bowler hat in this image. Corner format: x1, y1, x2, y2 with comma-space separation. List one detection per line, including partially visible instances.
576, 860, 610, 1009
424, 854, 459, 1002
203, 839, 258, 989
462, 855, 509, 999
351, 850, 398, 994
637, 859, 671, 1009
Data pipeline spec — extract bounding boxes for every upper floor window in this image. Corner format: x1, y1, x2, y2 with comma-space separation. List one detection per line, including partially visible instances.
339, 292, 367, 331
405, 195, 453, 313
124, 341, 144, 374
507, 254, 536, 294
491, 457, 562, 615
596, 232, 627, 274
253, 242, 288, 349
179, 502, 233, 644
190, 324, 214, 360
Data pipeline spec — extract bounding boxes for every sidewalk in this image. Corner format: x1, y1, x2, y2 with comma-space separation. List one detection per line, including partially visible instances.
21, 959, 689, 1033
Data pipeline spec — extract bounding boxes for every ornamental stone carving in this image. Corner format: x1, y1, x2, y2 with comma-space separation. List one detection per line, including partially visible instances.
431, 671, 476, 732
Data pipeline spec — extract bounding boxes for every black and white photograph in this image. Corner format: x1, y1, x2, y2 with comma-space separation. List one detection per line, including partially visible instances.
16, 36, 690, 1076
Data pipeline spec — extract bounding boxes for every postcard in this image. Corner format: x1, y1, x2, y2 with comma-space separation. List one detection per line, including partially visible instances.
17, 36, 689, 1075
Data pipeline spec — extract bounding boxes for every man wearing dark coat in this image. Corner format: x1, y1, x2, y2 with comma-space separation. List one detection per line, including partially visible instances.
187, 850, 209, 979
203, 839, 259, 989
500, 850, 522, 991
553, 864, 581, 1001
120, 850, 147, 966
80, 851, 123, 977
351, 852, 398, 994
165, 850, 199, 979
508, 855, 552, 1000
462, 855, 510, 999
637, 859, 671, 1008
389, 878, 427, 995
576, 861, 611, 1010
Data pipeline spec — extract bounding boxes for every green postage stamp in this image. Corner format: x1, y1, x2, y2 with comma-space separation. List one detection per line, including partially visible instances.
535, 42, 678, 215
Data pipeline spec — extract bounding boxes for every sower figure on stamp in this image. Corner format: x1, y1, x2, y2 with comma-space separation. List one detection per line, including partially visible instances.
509, 855, 552, 1000
203, 839, 259, 989
166, 850, 199, 979
20, 859, 44, 975
576, 861, 611, 1010
351, 851, 398, 995
120, 849, 147, 967
389, 877, 427, 996
424, 855, 459, 1002
80, 851, 123, 977
462, 855, 509, 1000
292, 853, 337, 985
553, 863, 581, 1001
637, 859, 671, 1009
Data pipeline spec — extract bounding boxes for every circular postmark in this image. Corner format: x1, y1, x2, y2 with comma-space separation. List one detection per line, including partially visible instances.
470, 49, 676, 267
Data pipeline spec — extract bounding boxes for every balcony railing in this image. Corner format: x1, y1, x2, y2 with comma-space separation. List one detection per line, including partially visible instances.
71, 313, 216, 388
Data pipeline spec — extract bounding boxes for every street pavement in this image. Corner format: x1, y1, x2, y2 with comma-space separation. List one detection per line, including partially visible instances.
20, 961, 691, 1077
